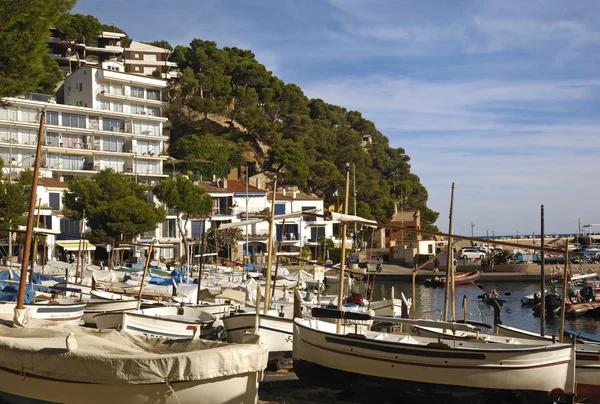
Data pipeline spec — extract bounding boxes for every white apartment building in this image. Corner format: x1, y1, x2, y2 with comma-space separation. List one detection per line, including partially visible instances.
0, 65, 169, 183
124, 41, 178, 80
0, 64, 170, 262
47, 30, 126, 77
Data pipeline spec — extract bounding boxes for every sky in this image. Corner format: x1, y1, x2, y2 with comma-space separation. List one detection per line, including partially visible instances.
73, 0, 600, 237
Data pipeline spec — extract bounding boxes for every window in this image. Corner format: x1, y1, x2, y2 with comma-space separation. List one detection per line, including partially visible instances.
63, 155, 85, 170
130, 87, 144, 98
134, 53, 140, 58
332, 223, 341, 238
18, 152, 35, 166
19, 129, 37, 145
0, 150, 9, 166
144, 67, 155, 75
46, 153, 59, 168
102, 118, 124, 132
275, 203, 286, 215
310, 227, 326, 242
147, 89, 161, 100
41, 215, 52, 230
100, 100, 122, 112
0, 107, 17, 121
132, 120, 160, 136
136, 140, 160, 155
62, 113, 86, 128
78, 83, 83, 92
131, 104, 145, 115
147, 106, 161, 117
98, 157, 124, 172
102, 137, 124, 152
302, 206, 317, 222
135, 160, 161, 175
162, 219, 177, 238
61, 134, 84, 148
102, 83, 124, 95
191, 221, 206, 238
135, 66, 140, 71
111, 101, 123, 113
46, 132, 59, 147
0, 126, 17, 142
21, 108, 40, 123
143, 54, 157, 62
60, 218, 81, 236
76, 101, 83, 107
49, 193, 60, 210
46, 111, 59, 126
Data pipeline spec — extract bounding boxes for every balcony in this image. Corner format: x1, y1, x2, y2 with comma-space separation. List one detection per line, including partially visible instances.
277, 233, 299, 242
97, 89, 165, 106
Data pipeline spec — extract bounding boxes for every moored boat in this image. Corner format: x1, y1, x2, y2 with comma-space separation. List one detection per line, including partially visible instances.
96, 306, 218, 339
424, 271, 480, 287
223, 312, 293, 358
0, 301, 86, 324
293, 317, 574, 403
0, 321, 268, 404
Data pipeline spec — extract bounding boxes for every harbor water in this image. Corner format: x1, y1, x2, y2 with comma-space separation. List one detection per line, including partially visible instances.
370, 280, 599, 337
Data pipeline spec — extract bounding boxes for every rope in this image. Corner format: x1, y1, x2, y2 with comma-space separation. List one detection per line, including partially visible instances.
164, 378, 181, 404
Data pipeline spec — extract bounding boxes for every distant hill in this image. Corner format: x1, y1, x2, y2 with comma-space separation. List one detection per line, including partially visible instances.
165, 39, 439, 230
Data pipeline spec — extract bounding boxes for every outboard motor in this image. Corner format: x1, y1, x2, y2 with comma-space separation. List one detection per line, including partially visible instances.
533, 292, 541, 305
579, 286, 595, 303
545, 293, 561, 314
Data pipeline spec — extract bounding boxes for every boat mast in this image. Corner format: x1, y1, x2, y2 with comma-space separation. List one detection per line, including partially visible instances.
16, 109, 45, 311
263, 175, 277, 313
443, 182, 455, 321
336, 163, 351, 333
559, 240, 568, 342
540, 205, 545, 336
137, 239, 156, 302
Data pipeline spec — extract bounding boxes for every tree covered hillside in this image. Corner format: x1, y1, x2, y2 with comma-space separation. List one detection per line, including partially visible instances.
168, 40, 439, 230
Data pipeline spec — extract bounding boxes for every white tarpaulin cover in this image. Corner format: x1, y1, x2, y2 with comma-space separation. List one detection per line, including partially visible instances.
0, 319, 268, 384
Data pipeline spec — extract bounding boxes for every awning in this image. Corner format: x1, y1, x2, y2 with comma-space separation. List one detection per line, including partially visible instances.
55, 241, 96, 251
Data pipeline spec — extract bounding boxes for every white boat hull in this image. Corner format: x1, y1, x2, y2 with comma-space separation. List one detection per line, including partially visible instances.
82, 299, 140, 325
223, 313, 293, 358
0, 302, 85, 324
495, 324, 600, 402
293, 318, 573, 402
96, 306, 218, 338
0, 368, 261, 404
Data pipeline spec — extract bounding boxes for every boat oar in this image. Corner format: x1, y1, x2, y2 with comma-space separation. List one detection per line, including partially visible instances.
310, 307, 481, 332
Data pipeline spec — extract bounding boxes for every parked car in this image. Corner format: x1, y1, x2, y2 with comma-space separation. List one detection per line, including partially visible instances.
459, 248, 485, 260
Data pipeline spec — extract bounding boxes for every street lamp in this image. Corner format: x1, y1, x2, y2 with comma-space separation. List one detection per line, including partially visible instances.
67, 47, 81, 75
9, 156, 36, 178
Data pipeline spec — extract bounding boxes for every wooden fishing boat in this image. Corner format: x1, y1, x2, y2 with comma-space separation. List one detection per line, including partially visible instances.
424, 270, 480, 287
293, 316, 574, 403
496, 324, 600, 403
95, 306, 217, 339
81, 298, 140, 326
223, 312, 294, 358
0, 321, 268, 404
0, 301, 86, 324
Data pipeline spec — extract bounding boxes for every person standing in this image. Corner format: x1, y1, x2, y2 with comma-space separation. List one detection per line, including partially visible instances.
433, 258, 440, 273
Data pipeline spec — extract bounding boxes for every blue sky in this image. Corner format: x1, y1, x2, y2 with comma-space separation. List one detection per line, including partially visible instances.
74, 0, 600, 237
